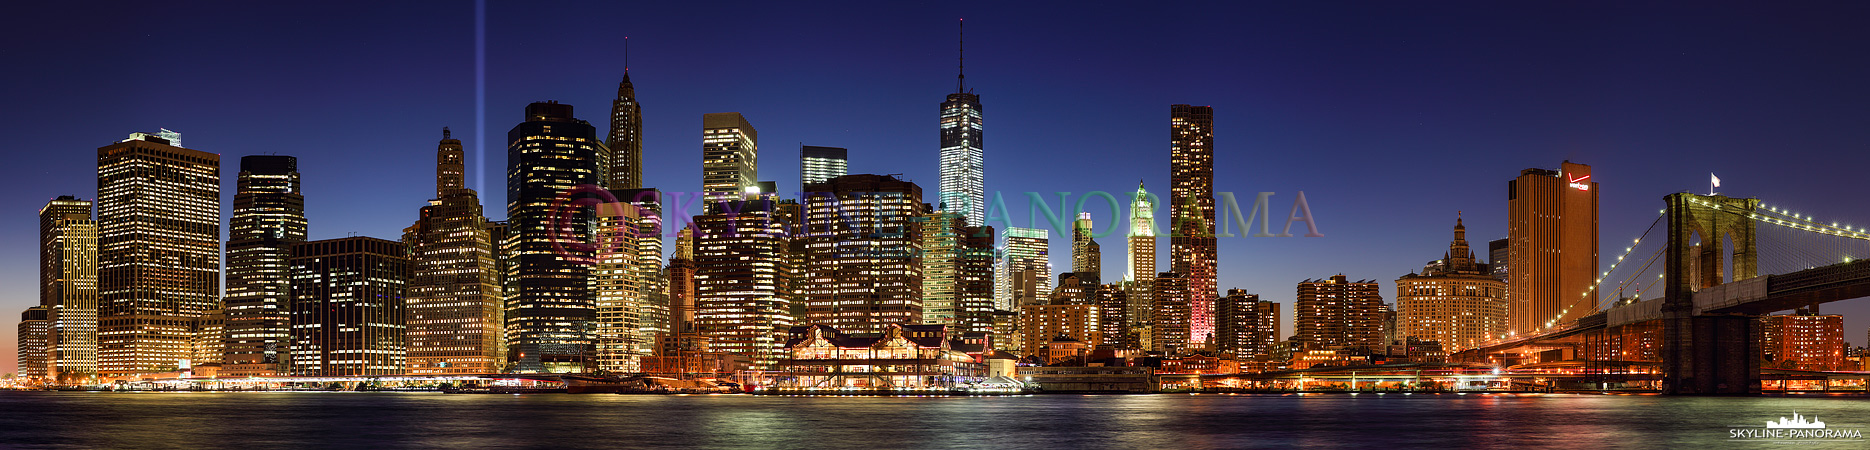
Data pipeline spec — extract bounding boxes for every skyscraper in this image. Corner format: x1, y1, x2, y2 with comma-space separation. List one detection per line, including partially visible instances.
405, 129, 505, 375
593, 200, 648, 373
1294, 275, 1386, 351
592, 188, 665, 373
1072, 212, 1101, 285
1488, 237, 1509, 283
958, 224, 997, 334
608, 69, 643, 190
1216, 289, 1279, 358
1151, 272, 1190, 354
1507, 161, 1599, 334
18, 306, 49, 381
40, 196, 97, 381
1094, 284, 1132, 349
920, 211, 966, 328
801, 174, 926, 333
1124, 181, 1158, 350
996, 227, 1051, 311
97, 132, 220, 375
1169, 105, 1218, 350
800, 145, 848, 191
223, 155, 306, 377
1395, 215, 1507, 351
939, 21, 985, 226
288, 237, 409, 376
693, 200, 794, 368
506, 101, 605, 373
702, 112, 757, 211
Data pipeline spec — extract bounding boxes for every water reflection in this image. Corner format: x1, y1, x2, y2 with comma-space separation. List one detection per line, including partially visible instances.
1, 392, 1866, 449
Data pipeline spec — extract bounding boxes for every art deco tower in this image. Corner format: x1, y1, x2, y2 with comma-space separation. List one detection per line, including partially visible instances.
223, 155, 306, 377
506, 102, 605, 373
97, 132, 220, 375
405, 128, 505, 374
1125, 182, 1157, 336
939, 20, 985, 226
1169, 105, 1218, 349
608, 67, 643, 189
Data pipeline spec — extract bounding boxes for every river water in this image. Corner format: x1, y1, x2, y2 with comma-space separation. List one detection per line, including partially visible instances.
2, 392, 1867, 449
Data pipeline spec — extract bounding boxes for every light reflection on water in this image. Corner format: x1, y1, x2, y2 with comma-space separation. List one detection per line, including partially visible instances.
2, 392, 1867, 449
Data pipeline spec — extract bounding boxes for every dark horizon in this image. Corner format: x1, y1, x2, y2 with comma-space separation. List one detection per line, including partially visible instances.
5, 1, 1870, 373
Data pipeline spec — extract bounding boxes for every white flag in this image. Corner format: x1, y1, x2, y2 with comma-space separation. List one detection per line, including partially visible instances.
1711, 173, 1721, 188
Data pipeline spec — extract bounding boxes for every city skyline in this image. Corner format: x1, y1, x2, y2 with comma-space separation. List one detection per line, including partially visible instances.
7, 2, 1870, 373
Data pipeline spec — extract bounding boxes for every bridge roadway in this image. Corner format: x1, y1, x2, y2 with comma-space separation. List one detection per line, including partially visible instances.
1454, 258, 1870, 364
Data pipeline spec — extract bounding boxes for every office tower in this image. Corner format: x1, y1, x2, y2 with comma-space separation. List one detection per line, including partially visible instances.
40, 196, 97, 381
405, 129, 505, 375
1396, 215, 1507, 351
1488, 238, 1509, 283
1151, 272, 1190, 354
958, 225, 997, 334
920, 211, 965, 327
18, 307, 49, 381
506, 101, 605, 373
592, 188, 665, 373
702, 112, 757, 211
288, 237, 409, 376
1294, 275, 1386, 351
1760, 314, 1846, 371
800, 174, 926, 332
693, 200, 794, 368
800, 145, 848, 191
919, 212, 995, 333
1094, 284, 1131, 349
1217, 289, 1280, 358
593, 201, 647, 373
1169, 105, 1218, 350
221, 155, 306, 377
996, 227, 1051, 310
1507, 161, 1599, 334
939, 21, 985, 226
96, 132, 220, 375
1072, 213, 1101, 285
608, 69, 643, 189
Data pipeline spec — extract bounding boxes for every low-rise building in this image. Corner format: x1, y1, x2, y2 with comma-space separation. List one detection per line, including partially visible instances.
773, 324, 985, 390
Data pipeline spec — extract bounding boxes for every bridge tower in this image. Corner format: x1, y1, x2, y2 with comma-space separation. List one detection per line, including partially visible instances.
1661, 193, 1761, 395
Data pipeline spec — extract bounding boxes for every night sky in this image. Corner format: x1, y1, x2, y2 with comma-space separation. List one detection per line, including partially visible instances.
5, 2, 1870, 373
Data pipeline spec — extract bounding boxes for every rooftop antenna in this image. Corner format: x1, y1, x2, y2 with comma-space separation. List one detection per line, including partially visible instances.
957, 18, 966, 93
624, 36, 629, 73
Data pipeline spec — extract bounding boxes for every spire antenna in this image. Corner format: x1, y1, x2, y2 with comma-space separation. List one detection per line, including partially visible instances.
624, 36, 630, 73
957, 18, 965, 93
